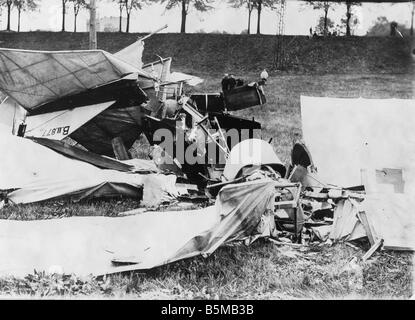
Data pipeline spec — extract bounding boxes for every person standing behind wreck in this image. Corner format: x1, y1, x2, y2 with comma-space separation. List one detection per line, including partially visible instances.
221, 73, 229, 92
221, 74, 237, 93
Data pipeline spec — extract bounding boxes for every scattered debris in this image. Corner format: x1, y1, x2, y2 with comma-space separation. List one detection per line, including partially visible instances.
362, 239, 384, 262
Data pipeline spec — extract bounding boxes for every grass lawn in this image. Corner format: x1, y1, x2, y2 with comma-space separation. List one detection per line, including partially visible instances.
190, 72, 414, 162
0, 72, 413, 299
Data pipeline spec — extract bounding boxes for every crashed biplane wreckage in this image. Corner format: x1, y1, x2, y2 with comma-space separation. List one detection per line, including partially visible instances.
0, 32, 267, 205
0, 33, 302, 276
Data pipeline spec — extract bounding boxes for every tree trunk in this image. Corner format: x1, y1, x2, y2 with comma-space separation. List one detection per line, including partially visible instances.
126, 13, 130, 33
256, 0, 262, 35
411, 4, 414, 36
18, 9, 21, 32
7, 4, 11, 31
180, 0, 187, 33
62, 0, 66, 32
247, 9, 251, 34
346, 2, 351, 36
119, 6, 123, 32
74, 13, 78, 32
89, 0, 97, 49
323, 8, 328, 36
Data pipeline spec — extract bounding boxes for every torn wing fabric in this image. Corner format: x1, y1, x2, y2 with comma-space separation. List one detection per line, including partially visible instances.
6, 170, 142, 204
169, 72, 204, 86
0, 179, 276, 277
0, 98, 26, 134
330, 199, 367, 242
0, 48, 152, 111
68, 104, 147, 157
114, 40, 144, 69
0, 134, 176, 204
0, 209, 217, 277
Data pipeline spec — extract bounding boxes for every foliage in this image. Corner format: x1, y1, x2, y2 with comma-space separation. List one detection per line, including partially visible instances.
302, 0, 332, 11
0, 0, 13, 8
159, 0, 214, 12
228, 0, 256, 10
12, 0, 38, 31
69, 0, 87, 15
256, 0, 279, 10
366, 16, 410, 36
367, 16, 390, 36
156, 0, 214, 33
303, 1, 337, 36
315, 15, 334, 35
13, 0, 38, 12
124, 0, 145, 14
68, 0, 87, 32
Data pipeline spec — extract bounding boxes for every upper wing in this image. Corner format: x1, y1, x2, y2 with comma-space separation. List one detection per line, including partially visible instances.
0, 48, 153, 112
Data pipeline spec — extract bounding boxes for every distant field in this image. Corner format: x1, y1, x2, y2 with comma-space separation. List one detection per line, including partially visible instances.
0, 32, 413, 299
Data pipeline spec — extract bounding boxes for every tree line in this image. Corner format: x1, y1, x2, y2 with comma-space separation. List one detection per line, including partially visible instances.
0, 0, 39, 32
0, 0, 411, 36
305, 1, 362, 37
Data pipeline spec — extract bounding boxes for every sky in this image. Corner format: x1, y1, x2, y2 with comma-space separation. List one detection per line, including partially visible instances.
0, 0, 412, 35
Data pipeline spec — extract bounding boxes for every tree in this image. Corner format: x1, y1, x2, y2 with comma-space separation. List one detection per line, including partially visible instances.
315, 15, 334, 35
124, 0, 145, 33
255, 0, 278, 35
344, 1, 361, 36
117, 0, 124, 32
366, 16, 389, 36
366, 16, 410, 37
303, 1, 337, 36
1, 0, 14, 31
61, 0, 70, 32
228, 0, 256, 35
340, 14, 359, 36
158, 0, 214, 33
69, 0, 86, 32
13, 0, 38, 32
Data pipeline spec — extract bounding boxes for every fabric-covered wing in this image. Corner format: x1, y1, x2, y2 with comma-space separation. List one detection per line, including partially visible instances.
0, 48, 152, 111
24, 101, 115, 140
70, 104, 146, 157
0, 179, 275, 276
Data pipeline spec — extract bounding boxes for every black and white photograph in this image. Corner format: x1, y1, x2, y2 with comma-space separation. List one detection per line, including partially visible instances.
0, 0, 413, 304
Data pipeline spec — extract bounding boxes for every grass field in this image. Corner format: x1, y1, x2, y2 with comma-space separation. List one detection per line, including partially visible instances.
190, 72, 414, 161
0, 241, 412, 299
1, 70, 413, 299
